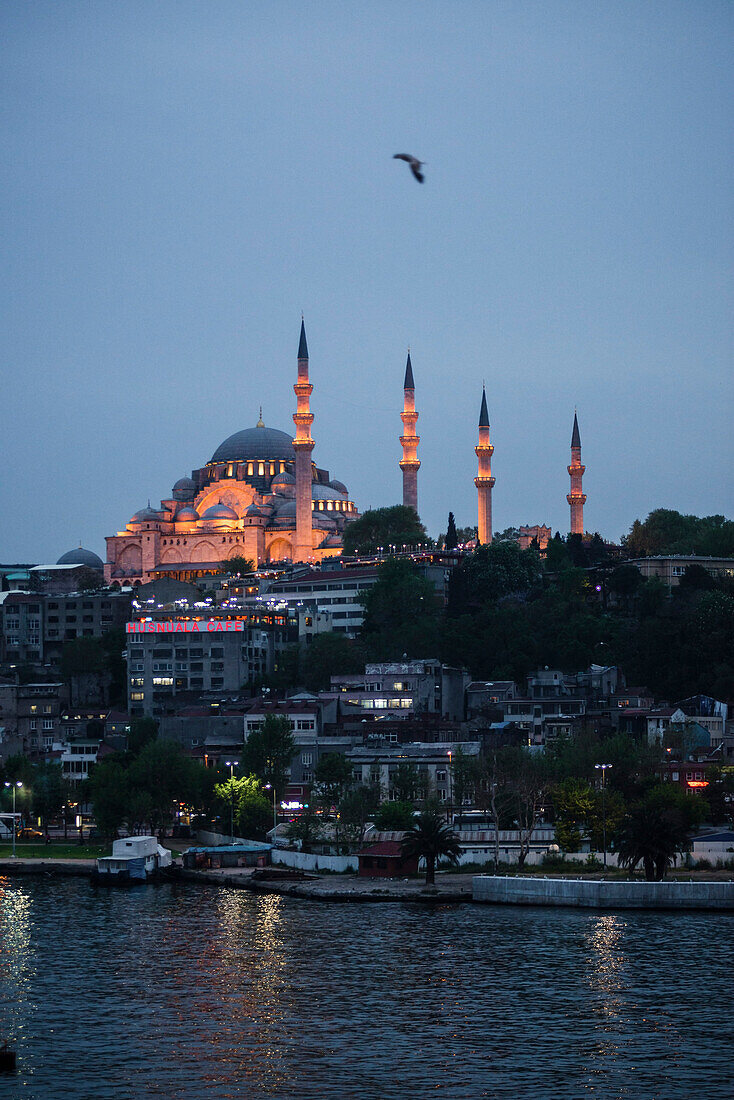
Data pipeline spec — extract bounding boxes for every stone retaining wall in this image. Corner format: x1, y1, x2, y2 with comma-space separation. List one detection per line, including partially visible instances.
472, 875, 734, 910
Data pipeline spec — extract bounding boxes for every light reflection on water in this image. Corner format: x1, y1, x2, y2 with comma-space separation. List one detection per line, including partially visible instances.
0, 879, 731, 1099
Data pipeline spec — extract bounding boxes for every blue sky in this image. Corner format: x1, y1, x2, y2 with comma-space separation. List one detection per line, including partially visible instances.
2, 1, 732, 562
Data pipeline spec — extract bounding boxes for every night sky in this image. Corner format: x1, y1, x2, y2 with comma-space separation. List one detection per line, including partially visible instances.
2, 1, 732, 563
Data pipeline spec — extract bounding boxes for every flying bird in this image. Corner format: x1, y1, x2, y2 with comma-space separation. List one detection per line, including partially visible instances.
393, 153, 424, 183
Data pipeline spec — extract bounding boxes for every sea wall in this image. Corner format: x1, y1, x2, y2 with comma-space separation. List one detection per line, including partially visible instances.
472, 875, 734, 910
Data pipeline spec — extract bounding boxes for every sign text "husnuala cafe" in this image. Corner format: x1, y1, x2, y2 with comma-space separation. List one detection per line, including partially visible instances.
126, 620, 245, 634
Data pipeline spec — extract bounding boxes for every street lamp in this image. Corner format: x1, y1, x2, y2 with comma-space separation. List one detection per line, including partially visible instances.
4, 781, 23, 859
447, 751, 453, 824
594, 764, 613, 868
264, 783, 277, 839
225, 760, 239, 845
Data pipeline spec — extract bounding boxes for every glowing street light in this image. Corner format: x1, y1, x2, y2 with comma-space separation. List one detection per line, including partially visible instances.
4, 781, 23, 859
264, 783, 277, 839
594, 763, 613, 868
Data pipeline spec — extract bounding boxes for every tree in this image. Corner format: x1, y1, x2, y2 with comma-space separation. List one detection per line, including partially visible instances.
87, 757, 130, 838
361, 558, 439, 654
127, 717, 159, 756
339, 784, 381, 846
448, 541, 540, 614
449, 748, 478, 812
445, 512, 458, 551
616, 785, 703, 880
220, 556, 254, 577
313, 752, 354, 810
299, 632, 366, 692
374, 800, 416, 831
31, 762, 65, 826
240, 714, 296, 796
501, 747, 552, 868
214, 774, 272, 839
76, 567, 104, 592
342, 505, 430, 556
284, 810, 324, 853
390, 763, 427, 803
128, 739, 205, 834
623, 509, 734, 558
401, 808, 462, 885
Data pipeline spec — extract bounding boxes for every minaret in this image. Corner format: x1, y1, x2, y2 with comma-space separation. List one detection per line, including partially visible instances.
474, 387, 495, 544
567, 411, 586, 535
293, 319, 315, 562
399, 351, 420, 514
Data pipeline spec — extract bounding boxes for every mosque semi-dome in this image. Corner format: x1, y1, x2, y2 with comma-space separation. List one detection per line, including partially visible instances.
211, 424, 295, 464
57, 546, 104, 569
176, 505, 199, 521
202, 502, 239, 520
130, 507, 161, 523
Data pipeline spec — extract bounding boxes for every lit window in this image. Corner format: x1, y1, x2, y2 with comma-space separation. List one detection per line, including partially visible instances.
130, 692, 145, 701
258, 462, 264, 476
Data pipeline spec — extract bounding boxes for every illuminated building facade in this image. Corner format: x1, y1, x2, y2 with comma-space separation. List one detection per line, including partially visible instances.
105, 322, 360, 585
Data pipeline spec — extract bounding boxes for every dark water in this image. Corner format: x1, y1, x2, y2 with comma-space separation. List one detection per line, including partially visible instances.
0, 877, 732, 1099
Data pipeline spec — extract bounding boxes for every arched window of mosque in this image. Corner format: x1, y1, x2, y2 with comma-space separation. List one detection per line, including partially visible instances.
247, 463, 254, 476
258, 463, 265, 476
318, 501, 324, 510
270, 463, 275, 475
227, 464, 234, 477
279, 462, 285, 473
327, 501, 333, 510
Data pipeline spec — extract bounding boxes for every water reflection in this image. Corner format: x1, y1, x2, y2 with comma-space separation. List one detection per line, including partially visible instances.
0, 877, 35, 1058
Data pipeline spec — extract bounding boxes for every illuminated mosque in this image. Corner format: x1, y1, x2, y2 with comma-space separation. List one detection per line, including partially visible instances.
104, 320, 587, 585
105, 322, 360, 585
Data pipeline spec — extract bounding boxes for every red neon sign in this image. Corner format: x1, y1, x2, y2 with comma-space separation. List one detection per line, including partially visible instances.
126, 620, 244, 634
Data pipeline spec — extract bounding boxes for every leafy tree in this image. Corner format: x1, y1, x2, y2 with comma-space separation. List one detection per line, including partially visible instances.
299, 632, 366, 691
449, 748, 478, 811
448, 541, 540, 614
623, 509, 734, 558
314, 752, 354, 811
284, 810, 324, 853
240, 714, 296, 796
361, 558, 440, 657
390, 762, 428, 803
214, 774, 272, 839
31, 763, 66, 826
128, 739, 205, 834
445, 512, 458, 551
220, 556, 255, 577
342, 505, 430, 556
401, 808, 462, 885
127, 717, 159, 756
616, 785, 704, 880
339, 784, 381, 846
76, 567, 104, 592
374, 800, 416, 831
87, 757, 130, 838
500, 747, 552, 868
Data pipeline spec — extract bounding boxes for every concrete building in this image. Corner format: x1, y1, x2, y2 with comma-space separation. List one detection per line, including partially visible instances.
330, 660, 470, 723
348, 741, 480, 803
0, 681, 65, 759
1, 589, 132, 666
626, 555, 734, 588
125, 608, 298, 716
256, 564, 379, 637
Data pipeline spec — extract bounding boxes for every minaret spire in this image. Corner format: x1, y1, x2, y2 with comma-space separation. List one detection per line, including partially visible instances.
474, 387, 495, 544
567, 411, 586, 535
293, 319, 315, 562
399, 351, 420, 514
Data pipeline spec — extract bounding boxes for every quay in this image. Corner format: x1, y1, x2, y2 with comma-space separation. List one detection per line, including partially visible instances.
472, 874, 734, 910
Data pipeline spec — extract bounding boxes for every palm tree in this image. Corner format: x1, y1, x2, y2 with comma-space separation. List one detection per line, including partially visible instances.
401, 809, 462, 885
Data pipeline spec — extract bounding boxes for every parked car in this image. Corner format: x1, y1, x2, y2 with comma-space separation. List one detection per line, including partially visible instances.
16, 827, 43, 840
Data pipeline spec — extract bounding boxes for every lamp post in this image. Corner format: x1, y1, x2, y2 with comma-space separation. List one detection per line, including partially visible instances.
264, 783, 277, 839
447, 750, 453, 824
4, 781, 22, 859
594, 763, 613, 868
225, 760, 239, 845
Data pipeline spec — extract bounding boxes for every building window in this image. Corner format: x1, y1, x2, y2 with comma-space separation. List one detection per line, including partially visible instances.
29, 719, 37, 730
130, 692, 145, 701
301, 753, 313, 766
43, 719, 54, 730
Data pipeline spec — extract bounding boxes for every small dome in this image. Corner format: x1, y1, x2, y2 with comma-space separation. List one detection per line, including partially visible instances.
130, 507, 161, 523
328, 480, 348, 494
273, 500, 296, 518
318, 534, 343, 549
202, 502, 238, 520
246, 503, 264, 517
56, 546, 104, 569
172, 476, 196, 501
271, 471, 296, 486
176, 506, 199, 522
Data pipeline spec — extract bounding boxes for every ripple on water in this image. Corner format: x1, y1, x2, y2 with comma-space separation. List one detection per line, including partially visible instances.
0, 880, 732, 1099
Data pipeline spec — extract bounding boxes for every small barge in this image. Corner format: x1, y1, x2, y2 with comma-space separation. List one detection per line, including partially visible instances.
92, 836, 173, 885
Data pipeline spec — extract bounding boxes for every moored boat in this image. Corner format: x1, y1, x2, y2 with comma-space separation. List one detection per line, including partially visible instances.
92, 836, 173, 885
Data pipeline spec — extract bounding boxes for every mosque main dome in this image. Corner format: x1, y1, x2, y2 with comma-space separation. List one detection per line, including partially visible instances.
211, 424, 295, 464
